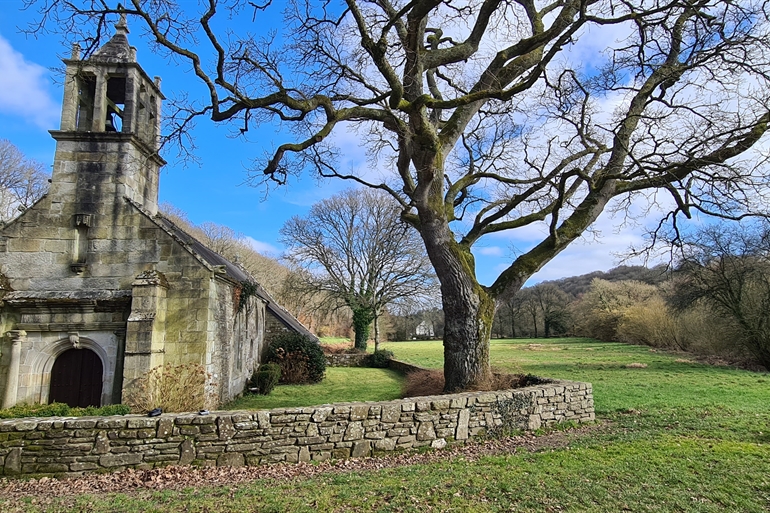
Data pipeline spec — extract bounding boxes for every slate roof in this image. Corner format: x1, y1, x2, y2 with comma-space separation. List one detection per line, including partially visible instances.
155, 214, 319, 343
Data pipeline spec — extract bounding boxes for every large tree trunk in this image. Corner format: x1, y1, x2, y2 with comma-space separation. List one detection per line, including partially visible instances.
441, 279, 496, 391
414, 201, 497, 390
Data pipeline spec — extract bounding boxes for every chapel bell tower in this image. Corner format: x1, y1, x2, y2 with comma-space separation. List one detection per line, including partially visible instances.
48, 13, 165, 225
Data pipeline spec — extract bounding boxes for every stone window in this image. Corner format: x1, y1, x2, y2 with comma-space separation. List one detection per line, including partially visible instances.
106, 75, 126, 132
75, 74, 96, 131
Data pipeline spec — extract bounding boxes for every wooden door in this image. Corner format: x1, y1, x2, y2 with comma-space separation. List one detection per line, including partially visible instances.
49, 348, 103, 407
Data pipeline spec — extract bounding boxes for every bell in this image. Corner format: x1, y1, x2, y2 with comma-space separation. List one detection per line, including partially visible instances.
105, 113, 117, 132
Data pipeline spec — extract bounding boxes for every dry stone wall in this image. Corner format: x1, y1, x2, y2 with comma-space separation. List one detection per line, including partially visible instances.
0, 380, 593, 476
325, 353, 370, 367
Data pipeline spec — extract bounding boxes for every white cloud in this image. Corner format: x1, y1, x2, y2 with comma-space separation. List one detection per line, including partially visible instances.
471, 192, 677, 286
243, 236, 280, 257
476, 246, 504, 257
0, 33, 59, 128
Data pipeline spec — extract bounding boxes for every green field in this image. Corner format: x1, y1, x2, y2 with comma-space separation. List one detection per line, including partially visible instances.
226, 366, 404, 410
4, 337, 770, 512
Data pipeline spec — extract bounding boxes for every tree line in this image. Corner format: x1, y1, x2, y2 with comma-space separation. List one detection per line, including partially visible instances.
491, 224, 770, 371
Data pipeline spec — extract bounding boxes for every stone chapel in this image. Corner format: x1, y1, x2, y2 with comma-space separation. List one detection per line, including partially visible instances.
0, 18, 315, 410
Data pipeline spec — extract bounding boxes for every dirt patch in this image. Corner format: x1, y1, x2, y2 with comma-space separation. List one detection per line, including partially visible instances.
0, 423, 604, 505
524, 344, 564, 351
625, 363, 648, 369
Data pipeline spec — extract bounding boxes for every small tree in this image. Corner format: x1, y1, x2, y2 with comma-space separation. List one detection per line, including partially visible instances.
280, 188, 437, 350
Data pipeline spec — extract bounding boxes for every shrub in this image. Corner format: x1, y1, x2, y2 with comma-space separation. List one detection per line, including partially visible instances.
368, 349, 394, 368
124, 363, 212, 413
266, 332, 326, 384
251, 363, 282, 395
403, 369, 445, 397
0, 402, 131, 419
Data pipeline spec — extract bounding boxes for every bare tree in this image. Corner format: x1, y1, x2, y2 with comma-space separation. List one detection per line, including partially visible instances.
531, 283, 571, 338
0, 140, 49, 223
670, 223, 770, 369
280, 188, 437, 350
519, 288, 541, 339
30, 0, 770, 390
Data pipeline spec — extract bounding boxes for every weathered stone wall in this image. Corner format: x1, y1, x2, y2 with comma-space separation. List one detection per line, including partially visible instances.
0, 197, 265, 407
325, 353, 369, 367
264, 309, 291, 344
0, 380, 593, 476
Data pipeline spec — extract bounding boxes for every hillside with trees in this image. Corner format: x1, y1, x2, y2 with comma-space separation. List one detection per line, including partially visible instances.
489, 223, 770, 371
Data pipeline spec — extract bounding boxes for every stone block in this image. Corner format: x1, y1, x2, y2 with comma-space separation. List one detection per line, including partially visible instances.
415, 401, 431, 412
217, 452, 245, 467
351, 441, 371, 458
343, 422, 364, 441
297, 436, 326, 445
456, 410, 470, 440
256, 411, 271, 429
179, 439, 195, 466
431, 438, 447, 449
4, 447, 21, 474
350, 405, 369, 421
311, 452, 331, 462
99, 453, 143, 467
311, 408, 332, 423
374, 438, 396, 452
380, 405, 401, 423
416, 422, 436, 441
217, 417, 236, 440
305, 423, 319, 437
227, 443, 259, 452
70, 462, 99, 472
37, 463, 70, 473
127, 418, 157, 429
332, 448, 351, 459
333, 406, 351, 416
431, 400, 451, 411
157, 418, 174, 438
14, 421, 38, 432
64, 419, 98, 429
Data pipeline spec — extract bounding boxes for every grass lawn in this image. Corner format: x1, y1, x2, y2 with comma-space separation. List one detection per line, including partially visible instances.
225, 367, 404, 410
4, 338, 770, 512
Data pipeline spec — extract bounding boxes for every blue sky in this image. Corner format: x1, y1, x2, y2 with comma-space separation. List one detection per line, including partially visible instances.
0, 2, 661, 285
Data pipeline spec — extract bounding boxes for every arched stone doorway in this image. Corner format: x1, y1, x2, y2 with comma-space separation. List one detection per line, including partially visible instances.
49, 348, 103, 407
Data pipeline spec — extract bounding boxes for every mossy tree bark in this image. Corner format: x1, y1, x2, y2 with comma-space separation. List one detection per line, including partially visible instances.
351, 307, 375, 351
